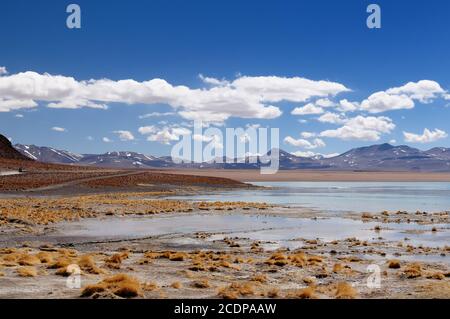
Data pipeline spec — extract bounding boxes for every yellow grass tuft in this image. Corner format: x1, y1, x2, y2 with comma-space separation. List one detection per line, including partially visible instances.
169, 252, 187, 261
402, 263, 422, 278
77, 255, 105, 275
18, 254, 41, 266
192, 279, 210, 289
17, 266, 37, 277
36, 252, 54, 264
142, 281, 160, 291
291, 286, 316, 299
218, 282, 255, 299
335, 282, 358, 299
81, 274, 142, 298
250, 274, 267, 283
170, 281, 182, 289
387, 259, 401, 269
266, 288, 279, 298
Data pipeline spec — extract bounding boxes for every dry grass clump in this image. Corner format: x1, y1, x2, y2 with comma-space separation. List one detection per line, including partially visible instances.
81, 274, 142, 298
192, 279, 211, 289
142, 281, 160, 291
36, 252, 54, 264
105, 252, 130, 269
218, 282, 255, 299
169, 252, 188, 261
402, 263, 422, 278
265, 252, 289, 267
425, 272, 445, 280
250, 273, 267, 283
387, 259, 401, 269
266, 288, 280, 298
77, 255, 106, 275
335, 282, 358, 299
47, 256, 73, 270
17, 266, 37, 277
288, 286, 316, 299
171, 281, 182, 289
18, 254, 41, 266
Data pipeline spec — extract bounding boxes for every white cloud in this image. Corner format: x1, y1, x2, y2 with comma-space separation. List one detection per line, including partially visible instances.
198, 74, 229, 87
315, 98, 335, 108
320, 115, 395, 141
0, 70, 350, 123
87, 136, 94, 141
51, 126, 66, 132
15, 114, 24, 118
403, 128, 448, 144
360, 92, 414, 113
389, 139, 397, 144
284, 136, 326, 149
317, 112, 347, 124
138, 112, 175, 119
0, 98, 37, 112
386, 80, 445, 103
139, 125, 191, 145
300, 132, 316, 139
113, 130, 135, 141
138, 126, 157, 135
291, 103, 324, 115
359, 80, 446, 113
338, 99, 359, 112
102, 137, 112, 143
146, 130, 180, 144
0, 67, 7, 75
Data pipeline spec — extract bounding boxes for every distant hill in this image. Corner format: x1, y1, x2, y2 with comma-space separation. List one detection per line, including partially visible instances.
12, 141, 450, 172
0, 135, 32, 161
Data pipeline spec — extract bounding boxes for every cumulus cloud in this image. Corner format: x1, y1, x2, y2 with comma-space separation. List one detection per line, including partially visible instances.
291, 103, 324, 115
284, 136, 326, 149
51, 126, 66, 132
0, 70, 350, 123
102, 137, 112, 143
0, 67, 7, 75
360, 80, 446, 113
315, 98, 335, 108
403, 128, 448, 143
386, 80, 445, 103
338, 99, 359, 112
15, 114, 24, 118
139, 125, 191, 145
198, 74, 229, 87
320, 115, 395, 141
113, 130, 135, 141
300, 132, 316, 139
317, 112, 347, 124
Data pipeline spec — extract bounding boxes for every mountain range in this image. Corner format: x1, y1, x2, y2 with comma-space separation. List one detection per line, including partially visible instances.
12, 141, 450, 172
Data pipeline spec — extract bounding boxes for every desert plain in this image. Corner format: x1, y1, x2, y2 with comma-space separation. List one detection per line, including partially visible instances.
0, 159, 449, 299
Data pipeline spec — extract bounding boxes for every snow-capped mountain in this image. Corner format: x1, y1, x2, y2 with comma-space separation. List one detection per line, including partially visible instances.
12, 143, 450, 171
14, 144, 83, 164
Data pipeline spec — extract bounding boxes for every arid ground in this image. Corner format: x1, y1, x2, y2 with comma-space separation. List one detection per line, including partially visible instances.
0, 164, 449, 299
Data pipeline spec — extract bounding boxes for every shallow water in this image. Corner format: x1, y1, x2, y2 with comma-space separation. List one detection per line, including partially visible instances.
58, 212, 450, 252
168, 181, 450, 213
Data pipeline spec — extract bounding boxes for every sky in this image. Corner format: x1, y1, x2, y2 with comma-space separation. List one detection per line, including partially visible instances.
0, 0, 449, 157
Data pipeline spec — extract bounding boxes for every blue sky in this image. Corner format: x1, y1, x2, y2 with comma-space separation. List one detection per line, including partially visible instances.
0, 0, 449, 157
